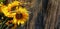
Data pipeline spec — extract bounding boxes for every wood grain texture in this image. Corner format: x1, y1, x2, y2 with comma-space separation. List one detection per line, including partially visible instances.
44, 0, 60, 29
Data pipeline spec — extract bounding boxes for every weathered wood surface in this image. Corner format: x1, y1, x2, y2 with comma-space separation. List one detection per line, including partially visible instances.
44, 0, 60, 29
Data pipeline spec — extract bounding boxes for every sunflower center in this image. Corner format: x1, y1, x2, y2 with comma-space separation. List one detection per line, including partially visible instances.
16, 13, 23, 19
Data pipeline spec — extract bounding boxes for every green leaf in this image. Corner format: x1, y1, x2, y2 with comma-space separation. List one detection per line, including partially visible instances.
0, 0, 5, 2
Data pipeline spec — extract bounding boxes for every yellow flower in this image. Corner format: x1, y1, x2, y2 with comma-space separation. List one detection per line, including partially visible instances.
1, 1, 20, 17
12, 7, 29, 25
1, 1, 29, 25
7, 1, 20, 11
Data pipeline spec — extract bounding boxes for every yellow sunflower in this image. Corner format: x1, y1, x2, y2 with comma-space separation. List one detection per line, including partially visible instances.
1, 1, 29, 25
12, 7, 29, 25
1, 1, 20, 17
